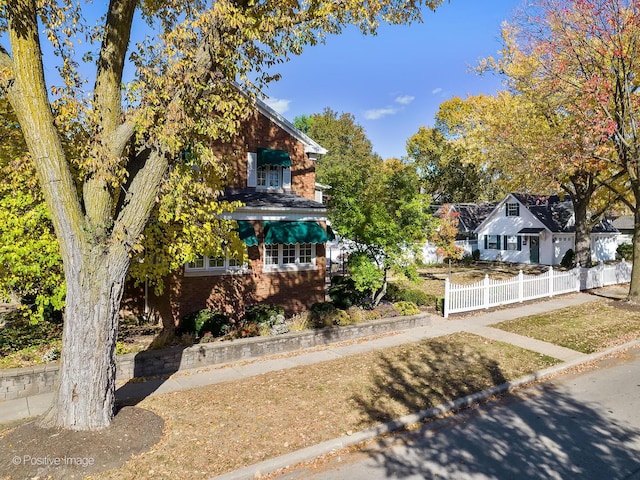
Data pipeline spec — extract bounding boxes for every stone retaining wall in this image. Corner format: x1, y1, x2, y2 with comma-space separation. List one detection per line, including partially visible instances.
0, 313, 432, 402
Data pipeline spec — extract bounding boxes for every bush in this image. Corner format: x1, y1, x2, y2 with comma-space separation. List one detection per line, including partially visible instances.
374, 301, 399, 319
617, 243, 633, 261
332, 309, 352, 326
435, 297, 445, 313
179, 309, 230, 338
560, 249, 575, 268
309, 302, 339, 328
0, 311, 62, 356
245, 303, 285, 325
472, 249, 480, 261
393, 301, 420, 316
345, 306, 367, 324
328, 276, 367, 309
384, 283, 429, 306
287, 312, 310, 332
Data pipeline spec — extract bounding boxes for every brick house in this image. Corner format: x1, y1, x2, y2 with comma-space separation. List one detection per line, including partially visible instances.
130, 99, 331, 325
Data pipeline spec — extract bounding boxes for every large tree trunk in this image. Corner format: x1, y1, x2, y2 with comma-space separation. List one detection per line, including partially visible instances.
572, 195, 592, 268
39, 251, 130, 430
628, 199, 640, 302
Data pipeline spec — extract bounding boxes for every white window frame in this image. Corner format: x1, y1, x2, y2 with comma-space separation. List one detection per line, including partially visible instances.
185, 249, 249, 276
487, 235, 500, 250
257, 164, 282, 189
263, 243, 317, 272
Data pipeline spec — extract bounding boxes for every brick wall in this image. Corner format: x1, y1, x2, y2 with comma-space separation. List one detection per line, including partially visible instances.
218, 109, 316, 200
122, 107, 327, 326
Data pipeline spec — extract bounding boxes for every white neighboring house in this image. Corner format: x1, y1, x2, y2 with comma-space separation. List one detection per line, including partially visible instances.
475, 193, 619, 266
421, 203, 497, 264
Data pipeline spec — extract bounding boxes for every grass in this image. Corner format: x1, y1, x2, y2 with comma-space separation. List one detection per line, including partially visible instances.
492, 300, 640, 353
88, 332, 560, 479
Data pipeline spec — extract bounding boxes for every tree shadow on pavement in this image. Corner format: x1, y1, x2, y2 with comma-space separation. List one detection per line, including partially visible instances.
354, 348, 640, 479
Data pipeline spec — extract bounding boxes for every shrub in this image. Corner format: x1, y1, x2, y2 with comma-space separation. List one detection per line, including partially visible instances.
374, 301, 399, 319
0, 311, 62, 355
287, 312, 310, 332
345, 306, 367, 324
472, 249, 480, 261
179, 309, 230, 338
393, 301, 420, 316
617, 243, 633, 261
384, 283, 429, 306
309, 302, 339, 328
332, 309, 352, 326
435, 297, 445, 313
328, 276, 367, 309
560, 249, 575, 268
245, 303, 285, 325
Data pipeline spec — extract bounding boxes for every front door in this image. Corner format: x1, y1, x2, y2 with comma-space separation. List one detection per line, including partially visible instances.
529, 236, 540, 263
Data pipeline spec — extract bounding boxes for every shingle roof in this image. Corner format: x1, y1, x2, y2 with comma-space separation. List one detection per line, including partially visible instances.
221, 189, 327, 211
511, 194, 618, 234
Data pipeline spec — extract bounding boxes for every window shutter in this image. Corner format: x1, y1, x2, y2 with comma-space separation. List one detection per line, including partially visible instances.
497, 235, 501, 249
503, 236, 508, 250
247, 152, 257, 187
484, 235, 488, 249
517, 236, 522, 251
282, 166, 291, 190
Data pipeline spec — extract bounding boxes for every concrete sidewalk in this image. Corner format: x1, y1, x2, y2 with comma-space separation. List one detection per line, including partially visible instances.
0, 290, 613, 425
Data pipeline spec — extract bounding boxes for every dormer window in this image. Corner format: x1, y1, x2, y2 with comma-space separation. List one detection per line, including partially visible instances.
247, 148, 292, 190
257, 164, 285, 188
506, 203, 520, 216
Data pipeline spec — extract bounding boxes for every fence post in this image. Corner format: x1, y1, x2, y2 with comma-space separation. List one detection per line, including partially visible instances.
484, 274, 490, 309
548, 266, 554, 297
444, 278, 450, 318
518, 270, 524, 302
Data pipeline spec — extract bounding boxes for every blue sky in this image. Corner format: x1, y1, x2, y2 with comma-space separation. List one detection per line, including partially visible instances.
263, 0, 524, 160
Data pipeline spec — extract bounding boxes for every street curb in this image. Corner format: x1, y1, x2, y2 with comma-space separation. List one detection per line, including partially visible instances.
211, 338, 640, 480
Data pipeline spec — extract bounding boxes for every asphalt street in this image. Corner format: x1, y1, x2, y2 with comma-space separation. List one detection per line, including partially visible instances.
276, 346, 640, 480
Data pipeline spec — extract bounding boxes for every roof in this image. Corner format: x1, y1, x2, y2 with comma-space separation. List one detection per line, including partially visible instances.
254, 97, 327, 156
434, 203, 497, 233
511, 194, 618, 234
612, 215, 634, 231
221, 189, 327, 211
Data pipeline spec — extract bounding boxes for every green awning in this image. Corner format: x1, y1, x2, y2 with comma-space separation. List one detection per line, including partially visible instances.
236, 221, 259, 247
263, 221, 331, 245
257, 148, 291, 167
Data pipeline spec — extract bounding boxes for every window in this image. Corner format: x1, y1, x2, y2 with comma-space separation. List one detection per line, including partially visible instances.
257, 164, 282, 188
263, 243, 317, 271
264, 244, 279, 266
185, 249, 248, 275
506, 235, 520, 251
506, 203, 520, 216
487, 235, 500, 250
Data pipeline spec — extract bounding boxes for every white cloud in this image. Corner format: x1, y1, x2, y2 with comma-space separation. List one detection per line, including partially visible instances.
395, 95, 415, 105
264, 97, 291, 114
364, 107, 398, 120
431, 87, 443, 95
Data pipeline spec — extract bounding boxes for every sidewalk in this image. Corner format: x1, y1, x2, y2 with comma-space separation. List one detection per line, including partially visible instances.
0, 291, 615, 425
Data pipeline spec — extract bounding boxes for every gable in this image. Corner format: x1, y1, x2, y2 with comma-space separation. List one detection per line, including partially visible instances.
474, 194, 548, 234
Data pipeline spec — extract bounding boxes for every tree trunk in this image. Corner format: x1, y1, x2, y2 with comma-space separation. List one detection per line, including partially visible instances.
572, 196, 592, 268
628, 204, 640, 302
39, 250, 129, 430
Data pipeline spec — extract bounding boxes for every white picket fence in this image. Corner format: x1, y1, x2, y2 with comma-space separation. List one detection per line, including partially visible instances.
443, 260, 632, 318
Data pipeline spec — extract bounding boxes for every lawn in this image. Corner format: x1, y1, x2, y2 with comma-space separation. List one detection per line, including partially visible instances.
492, 300, 640, 353
0, 332, 558, 480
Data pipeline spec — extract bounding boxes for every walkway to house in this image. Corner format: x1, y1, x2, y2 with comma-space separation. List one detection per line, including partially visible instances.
2, 286, 632, 426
